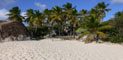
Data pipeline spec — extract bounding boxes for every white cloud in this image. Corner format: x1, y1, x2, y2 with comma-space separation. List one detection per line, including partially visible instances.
0, 0, 16, 7
34, 2, 46, 11
111, 0, 123, 4
21, 11, 28, 19
21, 12, 27, 17
0, 10, 28, 20
0, 8, 9, 20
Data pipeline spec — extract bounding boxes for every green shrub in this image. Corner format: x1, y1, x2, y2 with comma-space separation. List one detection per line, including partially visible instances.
109, 34, 123, 43
28, 26, 50, 38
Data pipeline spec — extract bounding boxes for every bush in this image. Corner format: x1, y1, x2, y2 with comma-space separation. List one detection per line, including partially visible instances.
101, 34, 123, 43
106, 11, 123, 43
109, 34, 123, 43
28, 26, 50, 38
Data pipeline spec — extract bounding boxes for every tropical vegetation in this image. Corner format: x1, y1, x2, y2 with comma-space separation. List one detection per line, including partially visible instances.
7, 2, 123, 43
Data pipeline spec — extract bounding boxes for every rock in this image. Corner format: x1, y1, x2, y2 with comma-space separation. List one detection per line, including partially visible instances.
0, 21, 30, 42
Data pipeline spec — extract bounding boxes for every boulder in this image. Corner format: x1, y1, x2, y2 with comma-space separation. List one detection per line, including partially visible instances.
0, 21, 30, 42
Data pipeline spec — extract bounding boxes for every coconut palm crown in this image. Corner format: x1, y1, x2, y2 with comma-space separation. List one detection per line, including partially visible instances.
76, 2, 111, 43
7, 6, 24, 22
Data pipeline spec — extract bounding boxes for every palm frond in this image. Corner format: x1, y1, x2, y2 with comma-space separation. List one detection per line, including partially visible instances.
76, 28, 87, 33
98, 25, 112, 30
96, 31, 107, 38
84, 34, 94, 43
78, 32, 89, 39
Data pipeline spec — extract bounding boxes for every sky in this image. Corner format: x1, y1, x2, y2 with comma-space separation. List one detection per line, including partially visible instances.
0, 0, 123, 21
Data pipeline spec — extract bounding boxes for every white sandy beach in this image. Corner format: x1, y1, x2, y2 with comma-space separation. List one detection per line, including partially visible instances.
0, 39, 123, 60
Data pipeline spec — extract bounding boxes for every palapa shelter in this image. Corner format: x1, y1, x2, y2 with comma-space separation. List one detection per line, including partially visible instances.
0, 21, 30, 42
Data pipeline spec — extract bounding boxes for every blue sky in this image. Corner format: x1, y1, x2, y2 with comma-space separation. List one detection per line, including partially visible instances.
0, 0, 123, 21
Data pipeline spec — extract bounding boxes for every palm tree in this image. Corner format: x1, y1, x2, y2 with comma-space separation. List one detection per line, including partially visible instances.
63, 3, 74, 18
51, 6, 64, 36
25, 9, 35, 27
68, 9, 79, 38
94, 2, 111, 21
25, 9, 35, 38
77, 2, 111, 43
63, 3, 78, 37
44, 9, 53, 26
34, 10, 45, 27
32, 10, 45, 35
25, 9, 45, 27
44, 9, 53, 37
78, 9, 88, 28
63, 3, 73, 10
79, 9, 87, 19
77, 15, 111, 43
25, 9, 45, 38
7, 6, 24, 22
51, 6, 64, 23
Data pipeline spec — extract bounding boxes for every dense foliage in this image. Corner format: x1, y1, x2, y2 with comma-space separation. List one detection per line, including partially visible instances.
7, 2, 123, 43
28, 26, 50, 38
76, 2, 111, 43
108, 11, 123, 43
7, 7, 24, 22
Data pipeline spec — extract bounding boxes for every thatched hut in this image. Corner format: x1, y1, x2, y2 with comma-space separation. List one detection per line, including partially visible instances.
0, 21, 30, 42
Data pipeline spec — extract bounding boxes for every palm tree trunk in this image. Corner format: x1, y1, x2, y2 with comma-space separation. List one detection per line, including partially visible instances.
73, 26, 75, 38
58, 22, 62, 36
35, 25, 38, 38
61, 23, 64, 36
70, 26, 73, 36
49, 26, 51, 37
73, 20, 77, 38
58, 27, 61, 36
94, 33, 98, 43
50, 23, 53, 37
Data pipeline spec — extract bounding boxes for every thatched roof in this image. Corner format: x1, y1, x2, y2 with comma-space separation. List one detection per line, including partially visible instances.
0, 21, 30, 42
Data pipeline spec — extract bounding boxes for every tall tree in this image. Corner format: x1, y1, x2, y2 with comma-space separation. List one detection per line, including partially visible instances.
68, 9, 79, 37
25, 9, 35, 27
34, 10, 45, 27
114, 11, 123, 34
44, 9, 53, 37
63, 2, 73, 18
94, 2, 111, 21
51, 6, 64, 23
51, 6, 64, 36
7, 6, 24, 22
63, 3, 78, 37
77, 2, 111, 43
44, 9, 52, 25
25, 9, 45, 27
25, 9, 45, 38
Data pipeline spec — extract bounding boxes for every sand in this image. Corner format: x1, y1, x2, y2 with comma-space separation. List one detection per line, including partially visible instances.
0, 39, 123, 60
